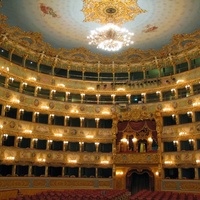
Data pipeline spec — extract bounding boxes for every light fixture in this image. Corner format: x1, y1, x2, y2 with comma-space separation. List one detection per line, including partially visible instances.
87, 23, 134, 51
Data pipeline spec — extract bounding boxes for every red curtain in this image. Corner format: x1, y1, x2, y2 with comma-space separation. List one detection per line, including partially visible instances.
116, 120, 157, 144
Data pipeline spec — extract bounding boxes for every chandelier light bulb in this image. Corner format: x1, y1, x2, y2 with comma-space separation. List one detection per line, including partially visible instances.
87, 23, 134, 51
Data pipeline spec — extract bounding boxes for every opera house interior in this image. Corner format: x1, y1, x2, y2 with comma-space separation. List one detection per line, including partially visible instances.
0, 0, 200, 199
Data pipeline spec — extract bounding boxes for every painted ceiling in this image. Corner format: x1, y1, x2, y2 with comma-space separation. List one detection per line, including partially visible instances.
1, 0, 200, 56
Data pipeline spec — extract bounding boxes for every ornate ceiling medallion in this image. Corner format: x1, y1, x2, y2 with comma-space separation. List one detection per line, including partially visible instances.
82, 0, 146, 25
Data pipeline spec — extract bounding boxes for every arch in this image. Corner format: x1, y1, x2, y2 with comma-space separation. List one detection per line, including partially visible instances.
126, 169, 154, 195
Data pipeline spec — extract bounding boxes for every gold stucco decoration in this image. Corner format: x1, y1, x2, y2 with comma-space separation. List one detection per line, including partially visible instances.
82, 0, 146, 25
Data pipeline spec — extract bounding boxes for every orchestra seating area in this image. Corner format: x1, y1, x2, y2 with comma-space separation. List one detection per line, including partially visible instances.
6, 189, 130, 200
130, 190, 200, 200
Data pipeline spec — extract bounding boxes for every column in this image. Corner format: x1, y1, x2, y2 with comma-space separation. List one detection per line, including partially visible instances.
45, 166, 48, 177
78, 167, 81, 178
18, 109, 24, 120
96, 94, 100, 104
190, 84, 194, 96
156, 91, 162, 102
95, 118, 99, 128
65, 116, 69, 126
142, 67, 146, 79
178, 168, 182, 179
34, 86, 41, 97
9, 48, 15, 61
12, 165, 16, 176
82, 69, 85, 80
126, 94, 131, 104
65, 92, 70, 102
95, 142, 99, 152
47, 140, 52, 150
95, 168, 98, 178
141, 93, 146, 103
4, 77, 9, 88
80, 93, 85, 103
186, 57, 191, 70
195, 168, 199, 179
111, 94, 115, 104
80, 117, 84, 127
79, 142, 84, 152
67, 68, 70, 78
48, 114, 54, 125
28, 166, 32, 176
50, 90, 56, 100
171, 89, 178, 99
33, 112, 39, 123
62, 167, 65, 177
63, 141, 68, 151
22, 54, 28, 67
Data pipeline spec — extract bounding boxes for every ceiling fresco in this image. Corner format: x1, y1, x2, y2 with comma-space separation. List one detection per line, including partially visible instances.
0, 0, 200, 56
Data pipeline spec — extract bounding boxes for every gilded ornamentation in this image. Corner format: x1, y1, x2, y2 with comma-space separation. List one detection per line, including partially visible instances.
49, 102, 54, 109
34, 99, 39, 106
1, 15, 200, 71
114, 153, 159, 165
82, 0, 146, 25
163, 181, 178, 190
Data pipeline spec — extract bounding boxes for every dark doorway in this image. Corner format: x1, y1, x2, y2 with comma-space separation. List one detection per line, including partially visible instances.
126, 169, 154, 195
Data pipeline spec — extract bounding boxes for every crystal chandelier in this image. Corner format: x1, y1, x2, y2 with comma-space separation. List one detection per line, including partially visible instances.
87, 23, 134, 51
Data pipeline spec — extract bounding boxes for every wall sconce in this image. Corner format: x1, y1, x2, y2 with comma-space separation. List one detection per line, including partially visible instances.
33, 138, 38, 143
188, 139, 194, 145
9, 77, 14, 83
155, 171, 160, 176
50, 114, 54, 119
164, 161, 172, 165
185, 85, 190, 90
51, 90, 56, 94
101, 160, 109, 164
173, 140, 178, 146
79, 142, 84, 145
37, 158, 46, 162
156, 91, 161, 95
148, 137, 153, 142
3, 134, 8, 141
187, 111, 192, 118
121, 138, 129, 144
17, 136, 23, 142
35, 112, 39, 117
22, 82, 27, 88
36, 86, 41, 91
80, 93, 85, 97
48, 139, 53, 144
116, 170, 124, 175
132, 137, 138, 143
86, 135, 94, 138
64, 141, 68, 145
54, 133, 62, 137
171, 88, 176, 94
172, 114, 176, 120
19, 109, 24, 114
68, 159, 77, 163
95, 142, 99, 146
5, 105, 11, 112
141, 93, 146, 97
196, 160, 200, 164
6, 156, 15, 161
